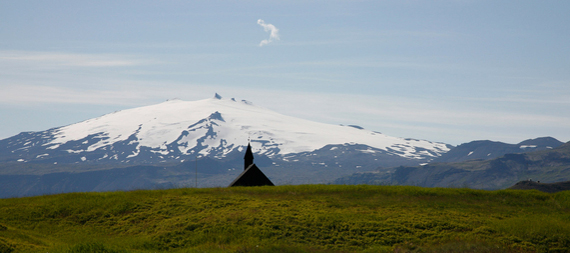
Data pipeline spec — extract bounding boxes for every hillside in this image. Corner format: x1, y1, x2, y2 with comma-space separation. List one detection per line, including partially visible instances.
334, 141, 570, 190
1, 185, 569, 253
431, 137, 563, 163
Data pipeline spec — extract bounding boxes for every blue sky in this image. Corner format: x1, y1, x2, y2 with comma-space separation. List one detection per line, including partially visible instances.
1, 0, 569, 145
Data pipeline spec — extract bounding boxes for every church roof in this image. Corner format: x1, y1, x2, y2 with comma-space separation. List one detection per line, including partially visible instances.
228, 163, 274, 187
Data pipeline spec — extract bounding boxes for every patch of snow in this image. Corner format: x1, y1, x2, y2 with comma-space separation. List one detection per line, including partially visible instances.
151, 149, 169, 155
81, 157, 87, 161
520, 145, 537, 149
467, 151, 474, 156
127, 147, 140, 158
358, 149, 376, 154
17, 159, 25, 162
36, 153, 49, 158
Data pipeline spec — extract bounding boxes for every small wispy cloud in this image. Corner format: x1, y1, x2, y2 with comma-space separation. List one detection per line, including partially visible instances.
257, 19, 280, 46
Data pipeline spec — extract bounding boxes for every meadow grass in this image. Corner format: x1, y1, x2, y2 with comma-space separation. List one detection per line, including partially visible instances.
0, 185, 569, 252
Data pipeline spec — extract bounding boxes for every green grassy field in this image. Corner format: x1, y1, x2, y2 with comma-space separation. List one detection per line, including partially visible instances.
1, 185, 569, 253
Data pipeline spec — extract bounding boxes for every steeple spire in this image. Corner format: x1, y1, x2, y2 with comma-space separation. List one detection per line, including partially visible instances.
229, 141, 274, 187
244, 143, 254, 170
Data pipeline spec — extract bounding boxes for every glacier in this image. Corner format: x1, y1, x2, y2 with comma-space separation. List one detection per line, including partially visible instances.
2, 94, 451, 164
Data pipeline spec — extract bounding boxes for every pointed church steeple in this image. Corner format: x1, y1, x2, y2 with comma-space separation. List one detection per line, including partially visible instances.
244, 143, 254, 170
229, 141, 274, 187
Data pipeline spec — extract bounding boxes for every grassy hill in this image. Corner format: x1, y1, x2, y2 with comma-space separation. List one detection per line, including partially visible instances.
1, 185, 569, 253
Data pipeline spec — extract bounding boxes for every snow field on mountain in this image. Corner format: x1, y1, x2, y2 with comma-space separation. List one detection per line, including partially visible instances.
44, 96, 450, 159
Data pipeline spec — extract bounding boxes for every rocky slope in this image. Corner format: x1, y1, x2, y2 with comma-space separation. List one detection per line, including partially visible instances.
334, 140, 570, 190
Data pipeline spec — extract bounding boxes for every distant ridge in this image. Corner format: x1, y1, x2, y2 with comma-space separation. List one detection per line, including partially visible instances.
333, 140, 570, 190
432, 137, 563, 163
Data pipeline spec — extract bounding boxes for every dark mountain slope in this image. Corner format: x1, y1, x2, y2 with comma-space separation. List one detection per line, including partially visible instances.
432, 137, 562, 163
0, 157, 246, 199
334, 141, 570, 190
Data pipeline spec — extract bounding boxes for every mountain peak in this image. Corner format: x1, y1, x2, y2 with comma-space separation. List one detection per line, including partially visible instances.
518, 137, 562, 147
214, 93, 223, 99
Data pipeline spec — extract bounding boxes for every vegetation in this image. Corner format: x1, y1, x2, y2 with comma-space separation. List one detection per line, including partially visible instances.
1, 185, 569, 252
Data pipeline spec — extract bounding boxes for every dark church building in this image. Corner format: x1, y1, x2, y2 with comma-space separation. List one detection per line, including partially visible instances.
228, 143, 274, 187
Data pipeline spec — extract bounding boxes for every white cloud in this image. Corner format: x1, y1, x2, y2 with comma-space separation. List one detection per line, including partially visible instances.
257, 19, 280, 46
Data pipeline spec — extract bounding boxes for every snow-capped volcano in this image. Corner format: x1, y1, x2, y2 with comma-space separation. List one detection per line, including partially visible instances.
1, 94, 451, 164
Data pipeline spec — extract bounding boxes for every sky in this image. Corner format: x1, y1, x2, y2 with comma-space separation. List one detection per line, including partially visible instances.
1, 0, 569, 145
